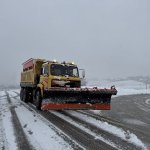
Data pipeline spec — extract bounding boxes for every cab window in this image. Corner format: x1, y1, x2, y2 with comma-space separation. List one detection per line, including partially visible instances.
43, 66, 49, 75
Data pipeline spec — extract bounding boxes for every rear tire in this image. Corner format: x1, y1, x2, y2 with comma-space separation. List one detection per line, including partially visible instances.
28, 90, 33, 103
22, 89, 29, 103
35, 90, 42, 110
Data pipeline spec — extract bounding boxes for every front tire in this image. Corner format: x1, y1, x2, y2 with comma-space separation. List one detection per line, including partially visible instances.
35, 90, 42, 110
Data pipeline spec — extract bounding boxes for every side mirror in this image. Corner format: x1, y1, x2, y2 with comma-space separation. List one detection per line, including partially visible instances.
82, 70, 85, 78
79, 69, 85, 78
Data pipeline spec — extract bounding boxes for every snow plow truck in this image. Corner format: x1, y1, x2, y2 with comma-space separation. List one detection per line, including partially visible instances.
20, 58, 117, 110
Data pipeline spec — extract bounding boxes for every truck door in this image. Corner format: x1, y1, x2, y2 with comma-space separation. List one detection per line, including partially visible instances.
40, 65, 49, 89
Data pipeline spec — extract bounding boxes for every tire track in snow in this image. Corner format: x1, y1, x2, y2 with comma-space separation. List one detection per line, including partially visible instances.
18, 103, 116, 150
10, 91, 84, 150
79, 110, 150, 138
0, 100, 8, 150
60, 110, 142, 150
13, 91, 116, 149
23, 102, 116, 150
12, 90, 147, 150
41, 111, 116, 150
74, 111, 148, 150
5, 92, 33, 150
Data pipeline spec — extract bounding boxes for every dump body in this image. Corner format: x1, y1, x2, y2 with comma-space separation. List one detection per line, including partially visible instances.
20, 58, 117, 110
21, 58, 45, 87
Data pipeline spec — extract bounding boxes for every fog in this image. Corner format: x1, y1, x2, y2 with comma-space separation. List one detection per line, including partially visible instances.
0, 0, 150, 85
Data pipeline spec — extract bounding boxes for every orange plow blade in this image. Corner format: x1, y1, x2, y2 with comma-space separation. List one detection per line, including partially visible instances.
41, 103, 110, 110
41, 87, 117, 110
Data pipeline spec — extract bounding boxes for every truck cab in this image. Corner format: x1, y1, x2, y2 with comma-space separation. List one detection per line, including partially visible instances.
38, 61, 81, 90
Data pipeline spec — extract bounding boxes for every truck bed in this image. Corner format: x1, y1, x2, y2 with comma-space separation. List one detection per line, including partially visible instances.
20, 58, 45, 86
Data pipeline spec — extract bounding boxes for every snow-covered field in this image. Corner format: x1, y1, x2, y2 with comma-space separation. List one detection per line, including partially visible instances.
0, 79, 149, 150
87, 79, 150, 96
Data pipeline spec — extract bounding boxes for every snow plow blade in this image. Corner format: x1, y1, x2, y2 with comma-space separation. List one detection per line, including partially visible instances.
41, 87, 117, 110
42, 103, 111, 110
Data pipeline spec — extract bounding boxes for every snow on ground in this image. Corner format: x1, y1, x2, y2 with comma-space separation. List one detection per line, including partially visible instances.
84, 79, 150, 115
86, 79, 150, 96
12, 79, 150, 97
145, 99, 150, 105
123, 118, 148, 126
85, 79, 149, 149
0, 90, 78, 150
7, 90, 18, 97
0, 91, 18, 150
10, 89, 20, 94
15, 105, 73, 150
50, 111, 117, 149
66, 110, 147, 150
0, 79, 149, 149
0, 91, 6, 97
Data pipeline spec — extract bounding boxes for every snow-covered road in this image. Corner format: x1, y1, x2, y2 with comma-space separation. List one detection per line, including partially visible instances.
0, 79, 150, 150
0, 90, 81, 150
0, 88, 148, 150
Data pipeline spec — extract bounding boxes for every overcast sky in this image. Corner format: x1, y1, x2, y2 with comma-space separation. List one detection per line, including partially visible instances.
0, 0, 150, 85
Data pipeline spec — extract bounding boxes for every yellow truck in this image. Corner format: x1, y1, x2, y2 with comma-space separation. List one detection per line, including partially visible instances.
20, 58, 117, 110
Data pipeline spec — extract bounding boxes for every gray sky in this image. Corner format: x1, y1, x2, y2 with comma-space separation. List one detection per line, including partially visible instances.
0, 0, 150, 85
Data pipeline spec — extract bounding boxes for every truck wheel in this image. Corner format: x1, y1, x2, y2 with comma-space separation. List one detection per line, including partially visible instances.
28, 90, 33, 103
20, 88, 24, 101
35, 90, 42, 110
23, 89, 29, 103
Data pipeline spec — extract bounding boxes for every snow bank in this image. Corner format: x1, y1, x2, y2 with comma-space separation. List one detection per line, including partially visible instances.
67, 110, 147, 150
15, 106, 73, 150
51, 111, 117, 149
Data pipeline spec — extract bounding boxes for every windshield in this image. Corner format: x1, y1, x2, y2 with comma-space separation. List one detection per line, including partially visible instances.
51, 64, 79, 77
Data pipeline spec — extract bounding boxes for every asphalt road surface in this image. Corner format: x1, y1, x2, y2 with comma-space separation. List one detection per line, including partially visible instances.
101, 94, 150, 149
